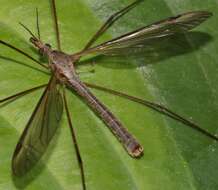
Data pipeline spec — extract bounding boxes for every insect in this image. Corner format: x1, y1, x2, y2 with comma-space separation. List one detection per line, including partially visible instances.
0, 0, 216, 189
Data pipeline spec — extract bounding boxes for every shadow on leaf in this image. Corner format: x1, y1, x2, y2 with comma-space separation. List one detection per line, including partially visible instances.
78, 31, 213, 69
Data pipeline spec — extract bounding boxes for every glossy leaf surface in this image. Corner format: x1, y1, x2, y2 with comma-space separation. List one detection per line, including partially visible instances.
0, 0, 218, 189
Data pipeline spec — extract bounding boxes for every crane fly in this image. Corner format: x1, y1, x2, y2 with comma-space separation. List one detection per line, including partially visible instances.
0, 0, 216, 189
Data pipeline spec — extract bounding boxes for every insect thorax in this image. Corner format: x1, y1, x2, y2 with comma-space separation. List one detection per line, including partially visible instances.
49, 50, 77, 81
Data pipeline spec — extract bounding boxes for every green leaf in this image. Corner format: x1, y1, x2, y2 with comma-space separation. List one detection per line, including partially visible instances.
0, 0, 218, 189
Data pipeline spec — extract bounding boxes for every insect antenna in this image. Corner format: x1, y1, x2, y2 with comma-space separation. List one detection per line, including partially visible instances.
19, 22, 38, 40
36, 8, 41, 40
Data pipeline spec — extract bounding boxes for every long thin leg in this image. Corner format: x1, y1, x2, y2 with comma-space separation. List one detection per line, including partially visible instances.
51, 0, 61, 50
0, 40, 48, 69
84, 82, 218, 142
63, 88, 86, 190
83, 0, 142, 50
0, 84, 47, 104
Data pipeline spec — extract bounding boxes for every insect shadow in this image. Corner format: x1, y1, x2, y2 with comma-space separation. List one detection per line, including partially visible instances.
0, 114, 61, 189
78, 31, 213, 69
0, 1, 215, 189
11, 125, 62, 189
0, 22, 212, 73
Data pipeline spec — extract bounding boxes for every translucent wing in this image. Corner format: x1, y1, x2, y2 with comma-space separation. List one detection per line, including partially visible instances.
12, 76, 63, 176
77, 11, 212, 56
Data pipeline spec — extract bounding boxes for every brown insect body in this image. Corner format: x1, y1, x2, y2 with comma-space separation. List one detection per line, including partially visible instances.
33, 37, 144, 157
1, 1, 216, 189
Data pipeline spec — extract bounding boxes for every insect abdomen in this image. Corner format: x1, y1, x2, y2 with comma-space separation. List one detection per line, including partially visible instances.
68, 79, 143, 158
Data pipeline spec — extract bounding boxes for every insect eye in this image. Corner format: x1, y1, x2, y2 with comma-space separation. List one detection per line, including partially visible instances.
45, 43, 51, 48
